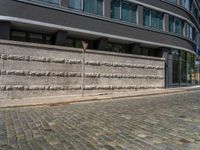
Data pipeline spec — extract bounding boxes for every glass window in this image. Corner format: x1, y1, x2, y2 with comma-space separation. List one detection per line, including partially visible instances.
195, 60, 200, 85
11, 30, 53, 45
169, 16, 174, 32
143, 8, 150, 26
172, 49, 195, 86
111, 0, 137, 23
97, 0, 104, 16
74, 40, 82, 48
45, 36, 53, 44
66, 37, 94, 49
121, 1, 129, 21
143, 8, 163, 30
111, 0, 120, 19
185, 23, 194, 40
167, 0, 177, 3
106, 42, 127, 53
172, 59, 181, 85
69, 0, 103, 15
29, 33, 43, 44
189, 26, 193, 39
191, 55, 195, 84
141, 48, 149, 56
180, 0, 192, 11
180, 0, 185, 8
193, 7, 198, 18
187, 53, 192, 84
169, 15, 183, 35
180, 51, 187, 84
84, 0, 103, 15
172, 50, 181, 85
199, 17, 200, 25
121, 1, 137, 23
11, 31, 26, 42
185, 23, 189, 37
174, 18, 183, 34
69, 0, 81, 9
66, 38, 74, 47
33, 0, 60, 5
84, 0, 95, 13
151, 10, 163, 29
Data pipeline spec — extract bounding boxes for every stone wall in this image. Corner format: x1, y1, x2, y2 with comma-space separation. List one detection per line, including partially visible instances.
0, 40, 165, 99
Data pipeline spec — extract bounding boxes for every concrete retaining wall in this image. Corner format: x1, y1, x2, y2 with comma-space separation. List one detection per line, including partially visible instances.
0, 40, 165, 99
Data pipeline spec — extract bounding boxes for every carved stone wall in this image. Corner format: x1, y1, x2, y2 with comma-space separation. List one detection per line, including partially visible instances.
0, 40, 165, 99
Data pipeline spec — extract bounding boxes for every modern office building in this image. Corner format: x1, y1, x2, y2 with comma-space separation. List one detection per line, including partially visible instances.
0, 0, 200, 88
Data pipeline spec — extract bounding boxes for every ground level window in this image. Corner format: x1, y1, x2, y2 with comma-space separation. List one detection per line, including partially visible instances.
172, 49, 195, 86
106, 42, 128, 53
29, 33, 43, 44
11, 31, 26, 42
66, 37, 94, 49
195, 59, 200, 84
10, 30, 53, 45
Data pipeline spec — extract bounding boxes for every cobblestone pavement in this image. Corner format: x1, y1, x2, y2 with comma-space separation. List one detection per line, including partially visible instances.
0, 90, 200, 150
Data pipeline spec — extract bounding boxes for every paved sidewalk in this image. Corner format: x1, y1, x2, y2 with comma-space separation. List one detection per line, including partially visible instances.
0, 86, 200, 108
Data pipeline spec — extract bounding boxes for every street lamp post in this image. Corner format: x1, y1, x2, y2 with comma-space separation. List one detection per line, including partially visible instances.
81, 41, 88, 97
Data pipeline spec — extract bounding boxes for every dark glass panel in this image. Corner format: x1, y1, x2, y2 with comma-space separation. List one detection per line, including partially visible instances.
69, 0, 81, 10
11, 31, 26, 42
143, 8, 150, 26
172, 59, 180, 85
111, 0, 120, 19
29, 33, 43, 44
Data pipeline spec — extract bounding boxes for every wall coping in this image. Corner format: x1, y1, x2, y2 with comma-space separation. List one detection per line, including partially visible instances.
0, 40, 165, 61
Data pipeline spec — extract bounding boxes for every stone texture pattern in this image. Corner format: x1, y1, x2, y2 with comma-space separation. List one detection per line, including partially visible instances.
0, 40, 165, 99
0, 90, 200, 150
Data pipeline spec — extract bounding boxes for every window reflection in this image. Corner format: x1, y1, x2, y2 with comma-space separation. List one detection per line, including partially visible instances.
172, 49, 195, 86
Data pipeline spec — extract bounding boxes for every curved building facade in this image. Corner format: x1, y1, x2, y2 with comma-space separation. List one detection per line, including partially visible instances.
0, 0, 200, 87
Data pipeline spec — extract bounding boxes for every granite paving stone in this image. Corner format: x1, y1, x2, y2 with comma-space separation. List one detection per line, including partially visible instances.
0, 90, 200, 149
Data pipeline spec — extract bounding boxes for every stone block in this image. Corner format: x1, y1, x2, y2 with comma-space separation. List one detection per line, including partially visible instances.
50, 58, 65, 63
1, 54, 7, 60
29, 56, 46, 62
29, 85, 45, 90
7, 55, 25, 61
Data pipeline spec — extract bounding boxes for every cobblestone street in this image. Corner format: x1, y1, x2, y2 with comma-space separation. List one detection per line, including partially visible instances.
0, 90, 200, 150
